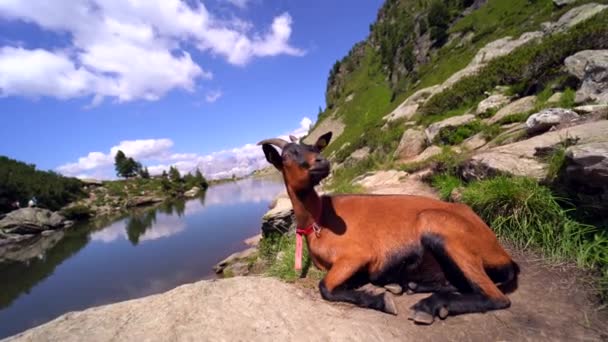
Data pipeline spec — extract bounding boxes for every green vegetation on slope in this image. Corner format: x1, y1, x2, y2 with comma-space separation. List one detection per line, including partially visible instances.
0, 156, 84, 213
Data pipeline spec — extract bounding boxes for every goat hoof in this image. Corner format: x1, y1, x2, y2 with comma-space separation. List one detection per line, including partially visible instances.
384, 283, 403, 295
383, 293, 398, 315
408, 282, 418, 290
405, 288, 415, 295
438, 306, 449, 319
408, 310, 435, 325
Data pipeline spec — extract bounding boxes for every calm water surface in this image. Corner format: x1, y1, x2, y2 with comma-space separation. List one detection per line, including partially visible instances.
0, 178, 283, 338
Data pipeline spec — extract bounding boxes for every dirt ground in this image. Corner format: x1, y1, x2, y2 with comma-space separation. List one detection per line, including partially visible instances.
293, 246, 608, 342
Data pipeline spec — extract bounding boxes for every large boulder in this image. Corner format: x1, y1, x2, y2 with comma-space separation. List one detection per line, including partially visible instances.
561, 142, 608, 210
213, 247, 258, 276
261, 195, 295, 235
564, 50, 608, 104
394, 128, 427, 160
425, 114, 476, 143
0, 208, 66, 234
463, 120, 608, 180
487, 96, 537, 124
476, 94, 510, 116
383, 86, 438, 122
353, 170, 438, 198
525, 108, 580, 135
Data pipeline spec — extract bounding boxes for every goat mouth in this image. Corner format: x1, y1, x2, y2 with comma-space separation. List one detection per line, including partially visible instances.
310, 168, 330, 183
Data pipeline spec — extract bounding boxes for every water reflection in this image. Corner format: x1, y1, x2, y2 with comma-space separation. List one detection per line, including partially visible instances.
0, 178, 283, 339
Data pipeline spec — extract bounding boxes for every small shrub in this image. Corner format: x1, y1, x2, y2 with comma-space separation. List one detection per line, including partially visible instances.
259, 232, 325, 282
481, 124, 502, 140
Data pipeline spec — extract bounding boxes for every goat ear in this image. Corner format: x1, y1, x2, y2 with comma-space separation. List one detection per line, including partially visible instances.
262, 144, 283, 170
314, 132, 332, 151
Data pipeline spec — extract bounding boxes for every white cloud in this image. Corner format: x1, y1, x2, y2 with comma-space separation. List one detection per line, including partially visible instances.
57, 117, 314, 179
225, 0, 251, 9
205, 90, 222, 103
0, 0, 303, 103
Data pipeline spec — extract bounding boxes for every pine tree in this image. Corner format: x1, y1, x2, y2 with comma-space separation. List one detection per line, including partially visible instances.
114, 150, 127, 177
169, 166, 181, 183
194, 169, 208, 189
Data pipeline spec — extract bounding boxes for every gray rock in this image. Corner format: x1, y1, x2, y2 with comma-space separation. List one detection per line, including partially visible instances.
487, 96, 537, 124
574, 104, 608, 114
213, 247, 258, 275
261, 196, 295, 235
409, 145, 444, 163
383, 86, 438, 122
545, 3, 608, 33
565, 50, 608, 104
525, 108, 580, 135
463, 120, 608, 180
184, 187, 200, 198
562, 142, 608, 210
349, 147, 371, 162
0, 208, 66, 234
476, 94, 510, 116
0, 231, 65, 263
125, 196, 163, 208
553, 0, 576, 6
394, 128, 427, 160
425, 114, 476, 143
546, 92, 563, 104
462, 133, 488, 151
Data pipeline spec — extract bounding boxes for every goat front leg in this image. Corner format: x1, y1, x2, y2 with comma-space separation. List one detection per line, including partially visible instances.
319, 259, 397, 315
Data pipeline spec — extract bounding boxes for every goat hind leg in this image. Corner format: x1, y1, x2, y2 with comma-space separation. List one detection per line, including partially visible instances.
320, 259, 397, 315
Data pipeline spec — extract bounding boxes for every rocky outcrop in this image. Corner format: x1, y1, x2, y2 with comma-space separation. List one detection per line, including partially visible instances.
564, 50, 608, 104
125, 196, 164, 208
463, 120, 608, 180
476, 94, 510, 116
213, 247, 258, 276
342, 147, 371, 167
303, 110, 345, 146
394, 128, 426, 160
544, 3, 608, 33
353, 170, 438, 198
409, 145, 443, 163
383, 86, 439, 122
561, 142, 608, 210
184, 187, 200, 198
462, 133, 488, 151
487, 96, 537, 124
525, 108, 580, 135
261, 195, 295, 235
0, 208, 67, 235
425, 114, 476, 143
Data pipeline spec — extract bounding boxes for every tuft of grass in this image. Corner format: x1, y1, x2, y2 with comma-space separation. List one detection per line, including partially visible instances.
559, 87, 576, 108
431, 174, 463, 201
481, 123, 502, 140
461, 176, 608, 299
435, 120, 483, 146
259, 232, 325, 282
497, 111, 533, 125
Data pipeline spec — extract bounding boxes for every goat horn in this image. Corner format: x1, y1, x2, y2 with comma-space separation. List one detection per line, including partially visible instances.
289, 135, 298, 143
257, 138, 289, 149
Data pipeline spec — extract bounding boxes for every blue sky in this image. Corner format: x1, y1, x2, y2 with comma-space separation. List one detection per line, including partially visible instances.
0, 0, 382, 179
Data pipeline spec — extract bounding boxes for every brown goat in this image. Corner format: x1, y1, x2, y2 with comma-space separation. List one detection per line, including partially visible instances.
258, 132, 519, 325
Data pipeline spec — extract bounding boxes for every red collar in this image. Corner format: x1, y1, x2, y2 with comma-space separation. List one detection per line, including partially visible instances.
296, 222, 321, 237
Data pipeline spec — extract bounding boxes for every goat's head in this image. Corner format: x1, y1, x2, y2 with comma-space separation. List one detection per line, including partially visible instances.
258, 132, 332, 191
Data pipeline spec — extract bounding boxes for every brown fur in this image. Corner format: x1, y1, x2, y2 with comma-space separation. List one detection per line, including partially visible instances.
259, 132, 518, 322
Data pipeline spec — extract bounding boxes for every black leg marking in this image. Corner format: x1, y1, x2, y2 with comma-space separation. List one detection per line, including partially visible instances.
407, 281, 457, 294
319, 280, 397, 315
411, 292, 510, 319
421, 234, 475, 293
486, 261, 520, 294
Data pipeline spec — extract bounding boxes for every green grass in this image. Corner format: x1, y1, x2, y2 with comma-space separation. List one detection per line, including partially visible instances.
259, 232, 325, 282
434, 120, 484, 145
461, 176, 608, 299
559, 87, 576, 108
431, 174, 463, 200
